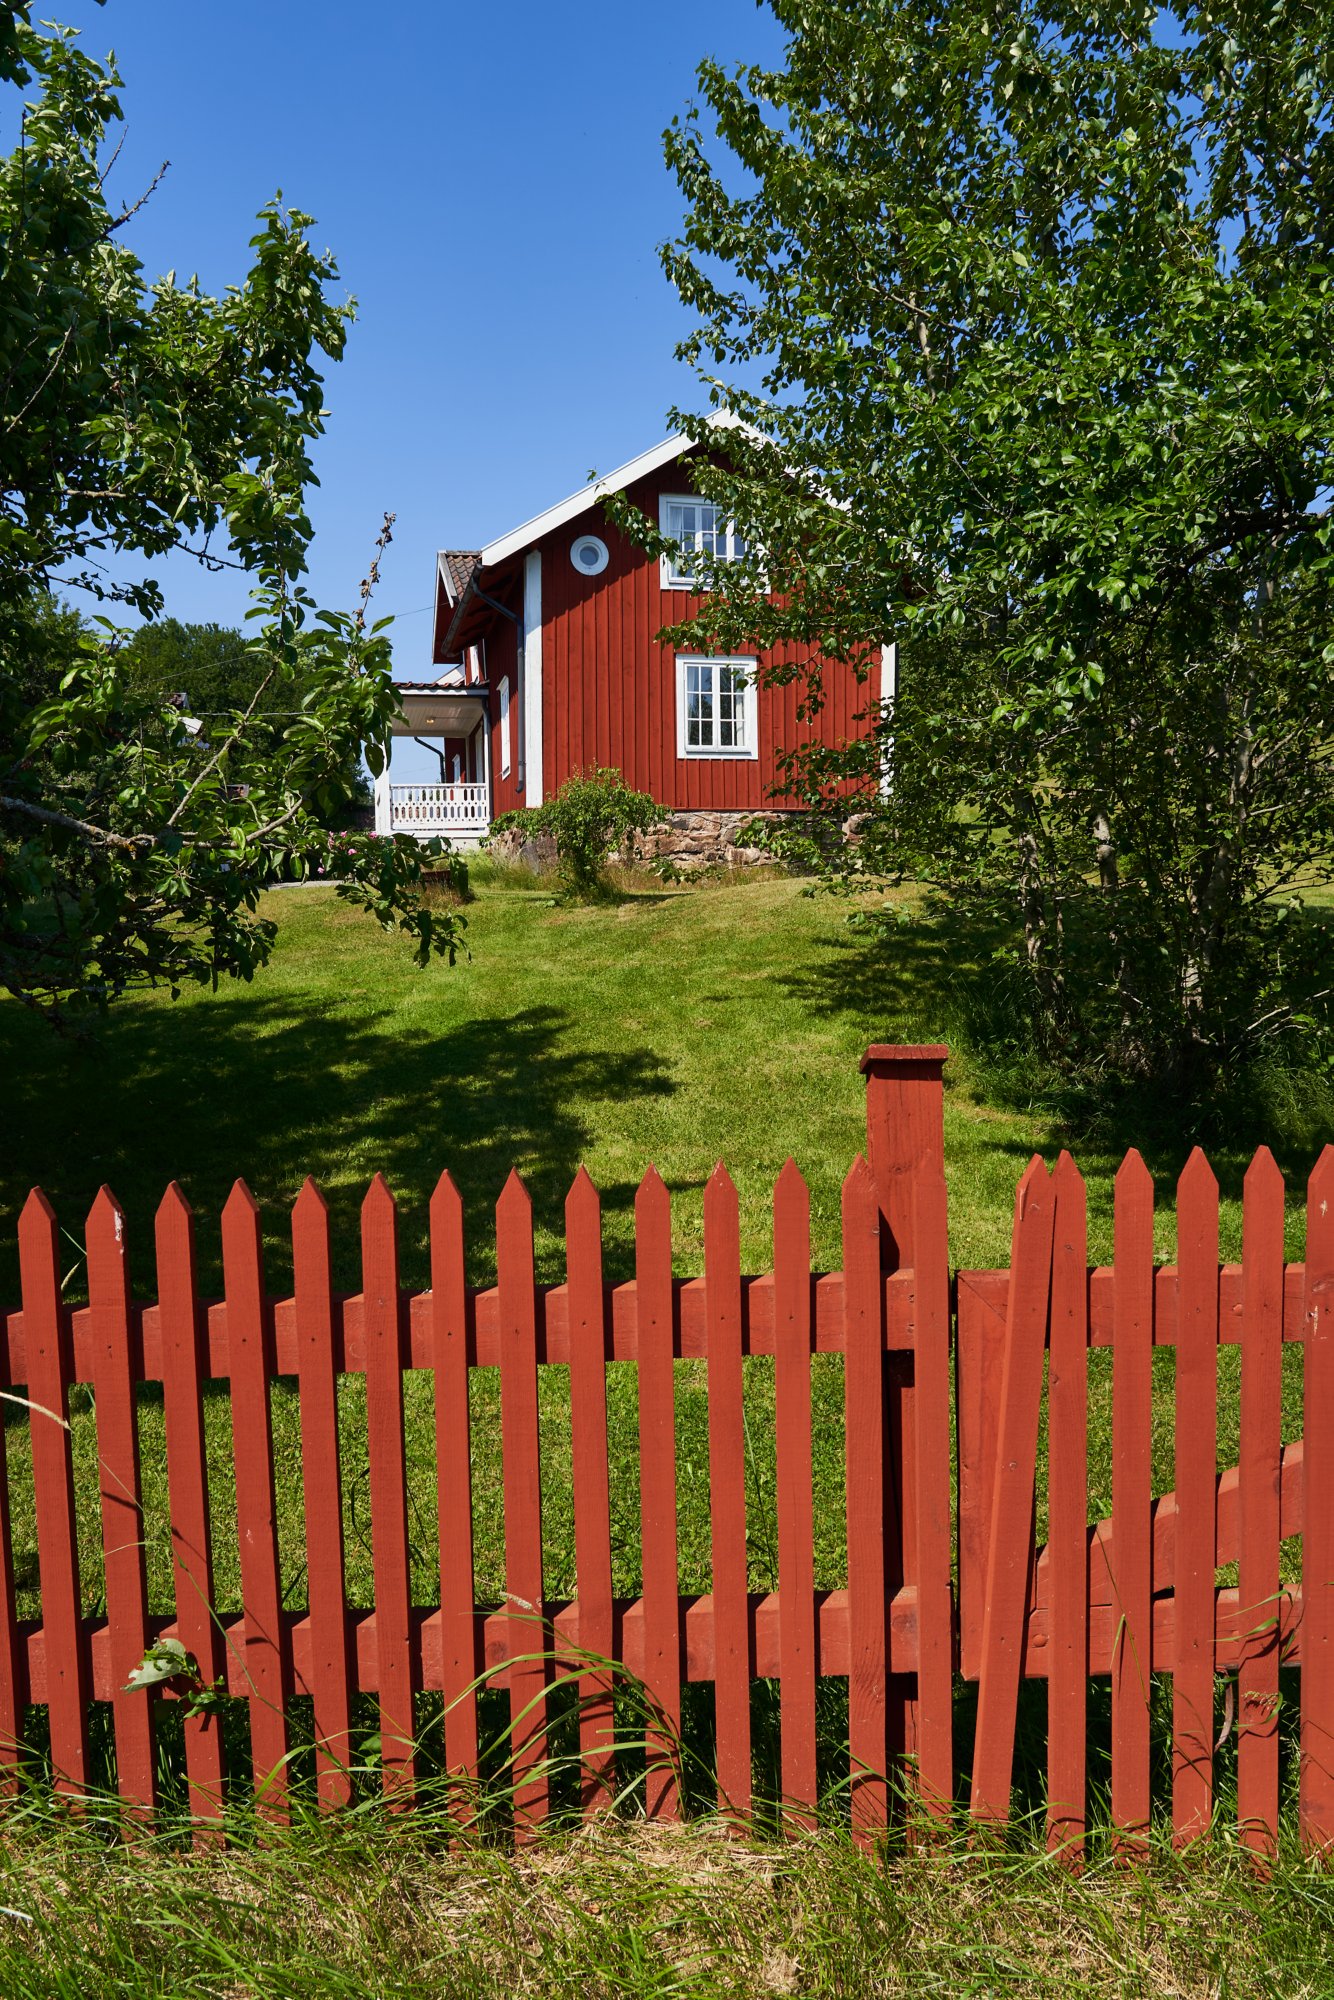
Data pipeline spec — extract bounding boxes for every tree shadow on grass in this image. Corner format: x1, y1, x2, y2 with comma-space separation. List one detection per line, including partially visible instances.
0, 996, 674, 1298
774, 896, 1334, 1208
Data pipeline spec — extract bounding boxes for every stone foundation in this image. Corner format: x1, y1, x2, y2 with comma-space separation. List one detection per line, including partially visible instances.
636, 809, 794, 869
485, 809, 799, 872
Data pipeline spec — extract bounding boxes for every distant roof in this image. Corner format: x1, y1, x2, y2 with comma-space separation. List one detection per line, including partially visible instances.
439, 551, 481, 602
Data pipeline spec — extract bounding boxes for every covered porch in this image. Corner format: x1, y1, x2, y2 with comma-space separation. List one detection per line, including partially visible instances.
375, 681, 492, 848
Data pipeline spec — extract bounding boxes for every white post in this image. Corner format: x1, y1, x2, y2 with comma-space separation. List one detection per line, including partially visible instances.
523, 549, 543, 806
478, 712, 492, 826
373, 764, 392, 834
878, 641, 897, 800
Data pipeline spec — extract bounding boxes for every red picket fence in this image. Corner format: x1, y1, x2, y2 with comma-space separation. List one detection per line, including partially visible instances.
3, 1043, 1333, 1857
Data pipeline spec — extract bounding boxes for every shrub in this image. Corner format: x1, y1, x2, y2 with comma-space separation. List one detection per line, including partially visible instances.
490, 769, 669, 900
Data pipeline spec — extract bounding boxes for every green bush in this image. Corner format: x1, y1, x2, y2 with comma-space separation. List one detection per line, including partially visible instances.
490, 768, 668, 900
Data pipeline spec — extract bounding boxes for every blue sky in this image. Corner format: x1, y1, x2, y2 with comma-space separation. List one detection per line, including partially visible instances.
41, 0, 784, 675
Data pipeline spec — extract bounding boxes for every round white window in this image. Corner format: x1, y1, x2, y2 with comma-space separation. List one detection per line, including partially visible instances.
570, 534, 609, 577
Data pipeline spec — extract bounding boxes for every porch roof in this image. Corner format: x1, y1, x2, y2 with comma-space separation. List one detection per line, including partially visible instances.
390, 683, 489, 737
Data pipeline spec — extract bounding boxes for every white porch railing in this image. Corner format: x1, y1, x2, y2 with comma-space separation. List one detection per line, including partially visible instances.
377, 781, 490, 840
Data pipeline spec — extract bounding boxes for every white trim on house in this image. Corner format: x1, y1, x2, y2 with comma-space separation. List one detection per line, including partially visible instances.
675, 655, 759, 761
879, 640, 897, 799
522, 550, 543, 805
658, 492, 746, 589
474, 412, 745, 571
499, 675, 512, 779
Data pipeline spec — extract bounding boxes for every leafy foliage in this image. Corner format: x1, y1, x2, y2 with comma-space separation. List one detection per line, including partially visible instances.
491, 768, 669, 899
0, 7, 460, 1024
643, 0, 1334, 1096
120, 619, 371, 825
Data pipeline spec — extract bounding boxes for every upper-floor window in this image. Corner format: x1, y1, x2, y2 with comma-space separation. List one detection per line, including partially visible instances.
659, 494, 745, 589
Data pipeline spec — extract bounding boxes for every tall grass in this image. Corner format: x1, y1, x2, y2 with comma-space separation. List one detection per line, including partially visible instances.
0, 1769, 1330, 1998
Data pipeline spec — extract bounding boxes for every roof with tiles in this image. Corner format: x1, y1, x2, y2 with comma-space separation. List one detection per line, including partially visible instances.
439, 550, 482, 601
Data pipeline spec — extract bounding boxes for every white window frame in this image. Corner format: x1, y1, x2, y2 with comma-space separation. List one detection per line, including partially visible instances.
675, 655, 759, 761
498, 675, 511, 779
659, 493, 745, 590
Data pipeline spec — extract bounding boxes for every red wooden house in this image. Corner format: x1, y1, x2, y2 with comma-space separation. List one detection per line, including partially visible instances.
375, 424, 892, 854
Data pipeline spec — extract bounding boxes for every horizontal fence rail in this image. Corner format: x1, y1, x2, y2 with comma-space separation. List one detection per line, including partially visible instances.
1, 1044, 1331, 1862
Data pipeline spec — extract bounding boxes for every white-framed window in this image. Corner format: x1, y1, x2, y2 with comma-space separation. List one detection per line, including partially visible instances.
659, 493, 745, 589
676, 655, 758, 760
499, 675, 511, 778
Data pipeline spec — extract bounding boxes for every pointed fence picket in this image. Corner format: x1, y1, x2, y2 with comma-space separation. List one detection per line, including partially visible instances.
2, 1048, 1332, 1856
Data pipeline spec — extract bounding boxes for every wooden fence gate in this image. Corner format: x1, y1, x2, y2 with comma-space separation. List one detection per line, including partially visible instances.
3, 1044, 1332, 1857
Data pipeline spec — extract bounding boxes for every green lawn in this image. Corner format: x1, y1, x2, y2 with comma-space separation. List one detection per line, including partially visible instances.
2, 870, 1320, 1304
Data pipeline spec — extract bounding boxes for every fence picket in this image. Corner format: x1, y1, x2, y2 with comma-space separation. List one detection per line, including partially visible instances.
704, 1162, 751, 1821
155, 1185, 225, 1829
431, 1172, 478, 1787
911, 1166, 953, 1827
1173, 1150, 1219, 1843
86, 1187, 156, 1815
292, 1179, 352, 1809
362, 1176, 416, 1803
1302, 1146, 1334, 1852
221, 1182, 289, 1813
843, 1155, 888, 1837
1047, 1152, 1088, 1862
774, 1159, 817, 1826
636, 1167, 681, 1820
566, 1168, 614, 1812
1238, 1147, 1284, 1858
496, 1171, 547, 1828
1110, 1151, 1154, 1859
971, 1157, 1055, 1826
20, 1191, 86, 1797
